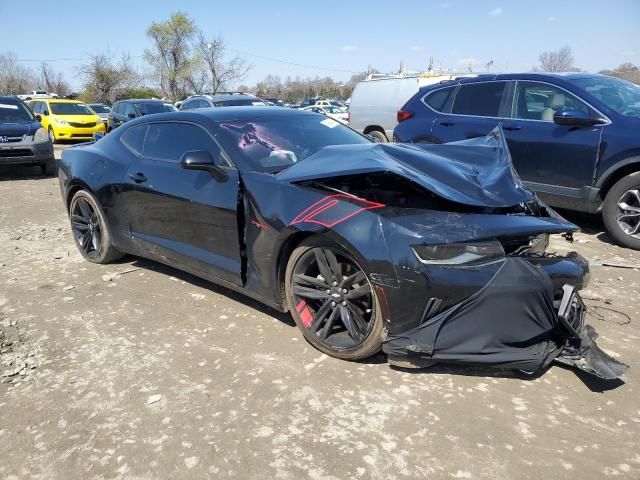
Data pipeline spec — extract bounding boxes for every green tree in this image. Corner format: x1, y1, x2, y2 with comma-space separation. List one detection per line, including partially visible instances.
145, 11, 197, 100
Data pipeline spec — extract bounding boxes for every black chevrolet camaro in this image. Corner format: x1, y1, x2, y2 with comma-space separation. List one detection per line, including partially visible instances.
58, 107, 627, 380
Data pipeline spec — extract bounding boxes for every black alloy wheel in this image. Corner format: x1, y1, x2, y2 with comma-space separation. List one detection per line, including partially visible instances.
69, 190, 124, 264
287, 242, 382, 359
71, 196, 102, 259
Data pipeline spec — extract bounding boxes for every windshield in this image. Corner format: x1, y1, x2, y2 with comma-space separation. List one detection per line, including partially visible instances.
90, 104, 110, 113
0, 101, 34, 123
569, 76, 640, 117
50, 102, 93, 115
134, 102, 176, 115
218, 115, 370, 172
214, 98, 266, 107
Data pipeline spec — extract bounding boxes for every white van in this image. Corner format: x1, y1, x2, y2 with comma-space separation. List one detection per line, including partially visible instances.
349, 73, 474, 142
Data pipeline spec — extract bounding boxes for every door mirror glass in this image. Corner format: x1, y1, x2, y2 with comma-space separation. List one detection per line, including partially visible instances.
35, 114, 42, 122
553, 109, 596, 126
42, 110, 49, 116
180, 150, 227, 181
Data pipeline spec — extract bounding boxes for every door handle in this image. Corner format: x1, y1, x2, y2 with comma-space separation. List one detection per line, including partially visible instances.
129, 172, 147, 183
502, 125, 522, 131
440, 121, 455, 127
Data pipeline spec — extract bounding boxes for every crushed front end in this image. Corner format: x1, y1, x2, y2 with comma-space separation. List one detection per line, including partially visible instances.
379, 212, 628, 380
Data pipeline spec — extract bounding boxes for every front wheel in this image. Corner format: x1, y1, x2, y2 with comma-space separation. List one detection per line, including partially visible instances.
602, 172, 640, 250
285, 238, 383, 360
48, 127, 57, 144
41, 156, 57, 176
69, 190, 124, 263
367, 130, 387, 143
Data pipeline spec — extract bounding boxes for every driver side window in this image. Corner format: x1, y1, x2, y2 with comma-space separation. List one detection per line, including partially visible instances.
513, 81, 592, 122
141, 122, 226, 165
124, 103, 136, 118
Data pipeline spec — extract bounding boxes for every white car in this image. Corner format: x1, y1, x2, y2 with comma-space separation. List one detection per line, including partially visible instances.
302, 105, 349, 124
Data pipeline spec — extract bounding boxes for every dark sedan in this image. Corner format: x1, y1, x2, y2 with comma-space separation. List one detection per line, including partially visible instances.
58, 107, 627, 380
107, 99, 176, 132
0, 96, 55, 175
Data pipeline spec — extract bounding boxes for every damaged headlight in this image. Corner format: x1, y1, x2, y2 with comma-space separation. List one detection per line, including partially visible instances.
412, 240, 505, 266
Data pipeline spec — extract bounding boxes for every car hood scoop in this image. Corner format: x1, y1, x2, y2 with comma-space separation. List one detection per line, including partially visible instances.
278, 126, 534, 209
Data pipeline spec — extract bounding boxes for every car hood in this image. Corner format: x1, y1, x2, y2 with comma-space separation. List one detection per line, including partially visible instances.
0, 121, 39, 137
278, 126, 533, 209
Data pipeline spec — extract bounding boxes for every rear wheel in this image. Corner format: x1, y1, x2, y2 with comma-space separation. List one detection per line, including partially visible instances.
602, 172, 640, 250
285, 238, 383, 360
367, 130, 387, 143
69, 190, 124, 264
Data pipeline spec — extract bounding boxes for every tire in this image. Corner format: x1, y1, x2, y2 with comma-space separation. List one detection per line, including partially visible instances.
602, 171, 640, 250
69, 190, 124, 264
285, 237, 384, 360
41, 156, 57, 176
48, 126, 57, 144
367, 130, 387, 143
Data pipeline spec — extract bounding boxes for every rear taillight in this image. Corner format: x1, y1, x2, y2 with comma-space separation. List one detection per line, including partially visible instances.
397, 110, 413, 123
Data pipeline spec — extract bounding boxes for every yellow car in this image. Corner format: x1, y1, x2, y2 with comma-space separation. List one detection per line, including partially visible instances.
28, 99, 105, 143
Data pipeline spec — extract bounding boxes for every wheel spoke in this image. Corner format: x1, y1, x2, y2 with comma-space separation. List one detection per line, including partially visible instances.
294, 274, 328, 289
321, 308, 339, 340
347, 302, 369, 334
81, 230, 92, 252
338, 305, 361, 341
346, 283, 371, 300
314, 249, 334, 283
71, 214, 88, 225
617, 202, 640, 213
323, 249, 342, 282
78, 198, 92, 220
618, 212, 640, 220
294, 285, 328, 300
72, 221, 89, 232
341, 270, 365, 289
91, 229, 101, 252
309, 300, 332, 334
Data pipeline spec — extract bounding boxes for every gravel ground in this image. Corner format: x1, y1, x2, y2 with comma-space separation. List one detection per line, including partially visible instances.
0, 146, 639, 479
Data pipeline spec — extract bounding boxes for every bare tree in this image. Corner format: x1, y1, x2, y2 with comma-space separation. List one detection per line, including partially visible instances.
537, 46, 576, 72
144, 11, 197, 100
600, 63, 640, 85
195, 32, 250, 93
79, 52, 142, 103
0, 51, 36, 94
38, 62, 71, 96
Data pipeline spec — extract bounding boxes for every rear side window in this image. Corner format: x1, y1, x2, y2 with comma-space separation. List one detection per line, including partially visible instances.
424, 86, 456, 112
142, 122, 215, 162
452, 82, 507, 117
121, 125, 147, 154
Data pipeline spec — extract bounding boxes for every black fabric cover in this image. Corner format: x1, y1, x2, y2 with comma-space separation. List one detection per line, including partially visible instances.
383, 258, 564, 372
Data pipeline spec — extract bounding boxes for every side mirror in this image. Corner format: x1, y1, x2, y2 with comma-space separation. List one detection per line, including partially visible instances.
42, 110, 49, 116
553, 109, 604, 126
127, 113, 136, 119
35, 114, 42, 122
180, 150, 227, 181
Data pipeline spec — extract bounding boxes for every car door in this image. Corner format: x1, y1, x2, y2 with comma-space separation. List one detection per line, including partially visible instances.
430, 81, 510, 143
121, 121, 243, 285
501, 80, 603, 210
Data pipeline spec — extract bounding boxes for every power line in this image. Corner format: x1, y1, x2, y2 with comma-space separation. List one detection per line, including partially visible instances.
225, 48, 360, 74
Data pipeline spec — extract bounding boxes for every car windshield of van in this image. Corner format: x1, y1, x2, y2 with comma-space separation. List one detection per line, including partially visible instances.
218, 115, 370, 172
0, 101, 34, 123
569, 76, 640, 117
50, 103, 93, 115
90, 104, 110, 113
134, 102, 176, 115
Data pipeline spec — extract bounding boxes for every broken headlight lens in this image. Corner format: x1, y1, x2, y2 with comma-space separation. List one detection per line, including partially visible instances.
412, 240, 505, 266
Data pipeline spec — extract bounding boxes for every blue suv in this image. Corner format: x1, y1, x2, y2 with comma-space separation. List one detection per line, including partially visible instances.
394, 73, 640, 250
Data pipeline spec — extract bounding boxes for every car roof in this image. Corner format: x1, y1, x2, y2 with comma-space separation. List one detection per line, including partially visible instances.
124, 106, 315, 126
421, 72, 606, 91
0, 95, 22, 104
190, 94, 260, 102
38, 98, 85, 104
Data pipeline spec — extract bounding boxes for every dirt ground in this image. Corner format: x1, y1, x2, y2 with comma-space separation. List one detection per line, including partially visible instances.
1, 146, 639, 479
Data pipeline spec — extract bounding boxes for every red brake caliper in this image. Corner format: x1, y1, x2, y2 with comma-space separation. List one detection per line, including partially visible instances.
296, 300, 314, 328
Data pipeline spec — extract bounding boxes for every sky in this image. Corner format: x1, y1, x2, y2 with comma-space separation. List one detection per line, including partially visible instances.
1, 0, 639, 90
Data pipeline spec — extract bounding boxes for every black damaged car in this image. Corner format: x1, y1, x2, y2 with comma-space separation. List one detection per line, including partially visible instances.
57, 107, 628, 380
0, 96, 55, 175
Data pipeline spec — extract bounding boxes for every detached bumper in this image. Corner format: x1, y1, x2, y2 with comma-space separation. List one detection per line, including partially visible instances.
0, 141, 53, 166
383, 256, 628, 380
